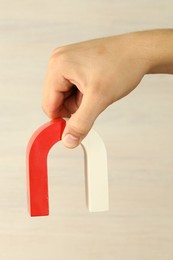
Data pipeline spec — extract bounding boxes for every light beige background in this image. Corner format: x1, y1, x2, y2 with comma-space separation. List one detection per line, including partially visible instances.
0, 1, 173, 259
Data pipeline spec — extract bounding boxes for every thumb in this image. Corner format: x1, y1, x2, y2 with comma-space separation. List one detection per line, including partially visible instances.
62, 93, 103, 148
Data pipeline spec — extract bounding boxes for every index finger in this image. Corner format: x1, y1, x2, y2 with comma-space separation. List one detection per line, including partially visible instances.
42, 62, 73, 119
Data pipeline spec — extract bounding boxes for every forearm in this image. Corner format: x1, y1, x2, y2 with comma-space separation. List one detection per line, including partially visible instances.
130, 29, 173, 74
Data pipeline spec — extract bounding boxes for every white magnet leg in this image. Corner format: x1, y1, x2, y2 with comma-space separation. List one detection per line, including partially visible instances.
81, 130, 109, 212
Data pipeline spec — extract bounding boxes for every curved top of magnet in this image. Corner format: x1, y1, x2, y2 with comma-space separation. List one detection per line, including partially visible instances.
26, 118, 109, 217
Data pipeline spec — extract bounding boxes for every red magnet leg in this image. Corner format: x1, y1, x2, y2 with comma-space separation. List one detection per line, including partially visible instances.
26, 118, 66, 217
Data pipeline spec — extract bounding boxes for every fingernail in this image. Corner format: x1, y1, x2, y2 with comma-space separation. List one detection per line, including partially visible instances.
62, 134, 79, 148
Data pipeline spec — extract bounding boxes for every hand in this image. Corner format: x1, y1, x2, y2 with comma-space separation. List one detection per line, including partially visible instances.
42, 29, 173, 148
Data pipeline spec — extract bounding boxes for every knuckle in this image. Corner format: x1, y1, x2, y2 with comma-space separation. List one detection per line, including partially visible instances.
69, 122, 89, 137
48, 47, 68, 69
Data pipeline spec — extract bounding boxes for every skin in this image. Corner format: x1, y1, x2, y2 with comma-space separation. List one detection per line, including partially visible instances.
42, 29, 173, 148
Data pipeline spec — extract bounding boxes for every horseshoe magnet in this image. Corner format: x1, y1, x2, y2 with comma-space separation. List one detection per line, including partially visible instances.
26, 118, 109, 216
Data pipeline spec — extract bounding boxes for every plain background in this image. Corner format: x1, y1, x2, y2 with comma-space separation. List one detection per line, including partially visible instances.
0, 1, 173, 259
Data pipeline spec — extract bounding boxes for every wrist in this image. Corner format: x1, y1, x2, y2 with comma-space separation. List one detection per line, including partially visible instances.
131, 29, 173, 74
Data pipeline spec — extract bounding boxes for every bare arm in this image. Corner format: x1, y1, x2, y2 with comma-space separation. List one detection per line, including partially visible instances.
134, 29, 173, 74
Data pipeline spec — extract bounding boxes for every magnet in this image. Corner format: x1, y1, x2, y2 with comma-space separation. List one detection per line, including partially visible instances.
26, 118, 109, 216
